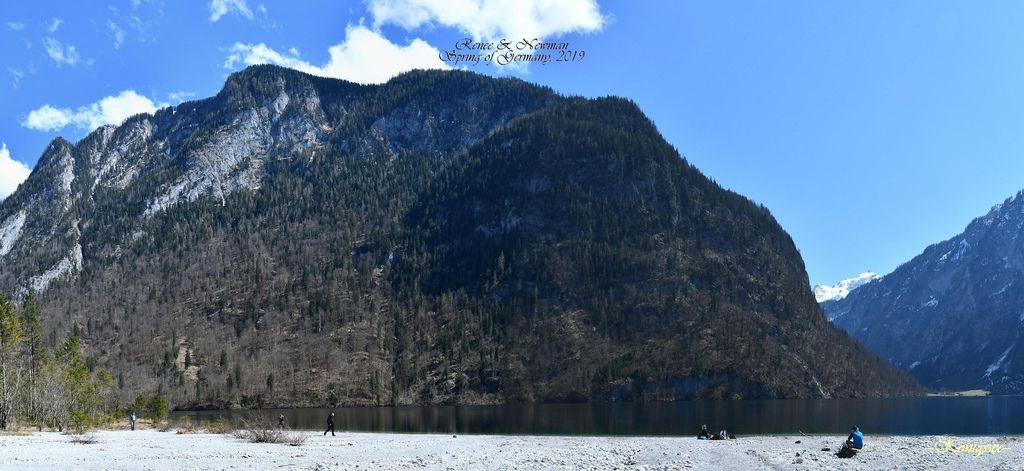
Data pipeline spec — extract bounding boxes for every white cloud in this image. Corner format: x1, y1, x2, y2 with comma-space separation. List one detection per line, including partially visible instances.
7, 22, 25, 31
224, 24, 448, 84
108, 21, 125, 49
22, 105, 70, 132
367, 0, 605, 41
42, 37, 80, 67
48, 18, 63, 33
0, 143, 32, 200
225, 43, 315, 74
8, 67, 24, 88
168, 91, 197, 103
210, 0, 253, 22
22, 90, 165, 133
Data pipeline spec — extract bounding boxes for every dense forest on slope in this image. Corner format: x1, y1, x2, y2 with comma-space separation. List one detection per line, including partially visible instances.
0, 65, 920, 409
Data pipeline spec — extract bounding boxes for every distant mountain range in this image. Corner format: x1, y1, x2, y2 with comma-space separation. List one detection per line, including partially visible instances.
822, 192, 1024, 394
0, 65, 920, 408
813, 272, 881, 304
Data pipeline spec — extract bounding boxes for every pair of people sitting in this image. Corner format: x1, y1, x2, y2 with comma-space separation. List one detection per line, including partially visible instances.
697, 424, 734, 440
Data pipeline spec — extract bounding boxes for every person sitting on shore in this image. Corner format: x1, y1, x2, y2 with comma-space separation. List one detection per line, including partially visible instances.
698, 424, 711, 440
711, 429, 727, 440
837, 425, 864, 458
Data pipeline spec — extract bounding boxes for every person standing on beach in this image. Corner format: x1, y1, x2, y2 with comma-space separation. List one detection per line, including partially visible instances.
324, 412, 335, 436
130, 412, 137, 431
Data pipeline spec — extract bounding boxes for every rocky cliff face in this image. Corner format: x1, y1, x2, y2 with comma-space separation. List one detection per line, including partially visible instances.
0, 65, 919, 407
823, 192, 1024, 393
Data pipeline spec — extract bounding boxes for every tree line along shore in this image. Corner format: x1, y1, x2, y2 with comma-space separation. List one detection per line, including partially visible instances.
0, 292, 170, 433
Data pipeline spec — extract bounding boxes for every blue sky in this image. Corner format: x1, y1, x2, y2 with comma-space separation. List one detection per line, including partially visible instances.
2, 1, 1024, 287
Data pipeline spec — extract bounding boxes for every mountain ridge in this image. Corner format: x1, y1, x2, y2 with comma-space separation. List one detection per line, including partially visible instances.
0, 65, 920, 407
822, 190, 1024, 393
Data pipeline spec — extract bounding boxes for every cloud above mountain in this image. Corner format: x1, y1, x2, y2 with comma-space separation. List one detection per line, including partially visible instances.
223, 0, 606, 84
368, 0, 605, 40
22, 90, 165, 133
209, 0, 253, 22
0, 143, 31, 200
224, 25, 447, 85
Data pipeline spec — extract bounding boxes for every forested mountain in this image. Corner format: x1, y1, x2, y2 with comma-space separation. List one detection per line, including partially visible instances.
0, 65, 919, 408
823, 193, 1024, 394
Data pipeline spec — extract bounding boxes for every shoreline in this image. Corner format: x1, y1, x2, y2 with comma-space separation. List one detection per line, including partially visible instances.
1, 430, 1021, 470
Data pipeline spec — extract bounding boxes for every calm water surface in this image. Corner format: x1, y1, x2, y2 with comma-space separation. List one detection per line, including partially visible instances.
169, 396, 1024, 436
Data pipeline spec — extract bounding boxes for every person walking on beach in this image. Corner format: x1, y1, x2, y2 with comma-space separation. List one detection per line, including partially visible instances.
130, 412, 137, 431
277, 414, 285, 432
324, 412, 335, 436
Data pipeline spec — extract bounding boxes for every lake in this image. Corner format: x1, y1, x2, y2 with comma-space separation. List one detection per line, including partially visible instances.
170, 396, 1024, 436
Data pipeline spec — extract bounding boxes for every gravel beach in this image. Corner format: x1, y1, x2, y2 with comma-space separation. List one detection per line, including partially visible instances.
1, 430, 1023, 470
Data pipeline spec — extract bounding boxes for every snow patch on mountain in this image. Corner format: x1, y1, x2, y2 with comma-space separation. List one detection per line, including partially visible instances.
953, 239, 970, 261
992, 281, 1014, 297
59, 155, 74, 194
51, 146, 77, 211
28, 243, 83, 292
0, 210, 27, 257
271, 89, 290, 118
814, 271, 881, 303
984, 344, 1014, 379
87, 125, 117, 193
143, 89, 328, 216
88, 120, 155, 193
145, 110, 268, 215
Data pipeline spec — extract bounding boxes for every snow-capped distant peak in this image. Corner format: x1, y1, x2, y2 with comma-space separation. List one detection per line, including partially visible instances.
813, 271, 881, 303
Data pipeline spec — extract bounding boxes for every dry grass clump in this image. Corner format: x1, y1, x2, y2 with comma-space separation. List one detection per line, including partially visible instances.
205, 418, 235, 434
230, 413, 306, 446
68, 433, 99, 445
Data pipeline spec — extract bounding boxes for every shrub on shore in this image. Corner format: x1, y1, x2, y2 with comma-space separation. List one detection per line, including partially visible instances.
231, 427, 307, 446
230, 413, 306, 446
205, 417, 235, 434
175, 416, 200, 434
67, 433, 99, 445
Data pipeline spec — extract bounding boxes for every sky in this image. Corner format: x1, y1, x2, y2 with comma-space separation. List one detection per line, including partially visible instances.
3, 1, 1024, 287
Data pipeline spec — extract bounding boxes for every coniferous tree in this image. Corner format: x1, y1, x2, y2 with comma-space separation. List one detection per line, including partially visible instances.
0, 293, 22, 429
20, 292, 44, 423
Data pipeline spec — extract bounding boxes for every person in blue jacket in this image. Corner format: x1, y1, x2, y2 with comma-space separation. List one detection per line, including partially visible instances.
849, 426, 864, 449
837, 425, 864, 458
